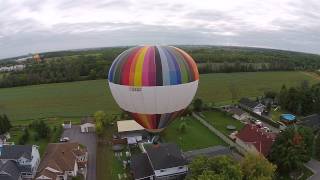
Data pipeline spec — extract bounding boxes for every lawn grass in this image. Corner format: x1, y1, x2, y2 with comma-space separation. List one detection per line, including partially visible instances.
0, 71, 318, 121
202, 111, 245, 136
96, 125, 129, 180
161, 117, 226, 151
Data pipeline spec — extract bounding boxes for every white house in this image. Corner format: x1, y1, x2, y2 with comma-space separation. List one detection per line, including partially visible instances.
80, 117, 95, 133
0, 144, 40, 179
239, 98, 266, 115
131, 143, 188, 180
36, 143, 87, 180
117, 120, 145, 144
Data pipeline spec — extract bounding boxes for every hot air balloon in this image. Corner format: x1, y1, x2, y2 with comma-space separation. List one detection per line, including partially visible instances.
108, 46, 199, 133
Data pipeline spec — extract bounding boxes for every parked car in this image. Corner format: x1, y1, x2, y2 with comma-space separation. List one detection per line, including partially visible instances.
59, 137, 70, 142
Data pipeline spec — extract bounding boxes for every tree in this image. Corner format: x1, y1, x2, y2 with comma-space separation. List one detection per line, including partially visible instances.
269, 126, 314, 173
0, 114, 12, 134
241, 153, 276, 180
193, 98, 203, 112
188, 156, 242, 180
178, 122, 187, 133
94, 110, 111, 126
31, 120, 50, 138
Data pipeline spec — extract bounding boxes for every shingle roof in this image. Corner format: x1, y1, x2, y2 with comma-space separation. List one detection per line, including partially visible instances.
130, 153, 154, 179
145, 143, 187, 170
229, 107, 246, 116
36, 143, 87, 179
239, 98, 261, 109
300, 114, 320, 130
0, 160, 21, 180
236, 124, 277, 156
0, 145, 32, 160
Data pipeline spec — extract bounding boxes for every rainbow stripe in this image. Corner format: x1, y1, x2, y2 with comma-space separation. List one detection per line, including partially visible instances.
129, 109, 185, 132
108, 46, 199, 86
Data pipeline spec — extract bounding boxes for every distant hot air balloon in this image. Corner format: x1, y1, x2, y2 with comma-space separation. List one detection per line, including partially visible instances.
108, 46, 199, 133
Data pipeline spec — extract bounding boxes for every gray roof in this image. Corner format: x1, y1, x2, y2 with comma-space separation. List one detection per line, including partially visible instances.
239, 98, 262, 109
145, 143, 187, 170
183, 145, 233, 161
130, 153, 154, 179
0, 160, 21, 180
300, 114, 320, 130
0, 145, 32, 160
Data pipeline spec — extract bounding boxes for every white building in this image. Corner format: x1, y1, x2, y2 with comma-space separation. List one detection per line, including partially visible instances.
80, 117, 95, 133
117, 120, 145, 144
0, 65, 25, 72
0, 144, 40, 179
62, 121, 72, 129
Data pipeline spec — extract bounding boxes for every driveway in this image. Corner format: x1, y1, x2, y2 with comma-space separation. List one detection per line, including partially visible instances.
62, 125, 96, 180
305, 159, 320, 180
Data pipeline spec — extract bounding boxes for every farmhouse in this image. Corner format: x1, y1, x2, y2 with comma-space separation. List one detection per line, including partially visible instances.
80, 117, 95, 133
239, 98, 266, 115
235, 124, 277, 157
131, 143, 188, 180
117, 120, 145, 145
299, 114, 320, 132
0, 144, 40, 179
229, 107, 248, 121
36, 143, 88, 180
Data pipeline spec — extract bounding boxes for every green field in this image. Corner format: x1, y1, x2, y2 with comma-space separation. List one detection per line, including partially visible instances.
202, 111, 245, 136
162, 117, 226, 151
0, 71, 318, 121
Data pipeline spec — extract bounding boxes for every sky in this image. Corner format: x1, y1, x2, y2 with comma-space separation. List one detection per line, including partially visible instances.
1, 0, 320, 59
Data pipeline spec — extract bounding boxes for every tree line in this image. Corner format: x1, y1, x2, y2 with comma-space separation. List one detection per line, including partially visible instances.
277, 81, 320, 116
1, 46, 320, 88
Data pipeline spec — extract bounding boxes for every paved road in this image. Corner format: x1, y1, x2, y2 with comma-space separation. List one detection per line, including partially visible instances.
305, 159, 320, 180
62, 126, 96, 180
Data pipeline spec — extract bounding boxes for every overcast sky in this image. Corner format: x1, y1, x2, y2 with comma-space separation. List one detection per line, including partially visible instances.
1, 0, 320, 59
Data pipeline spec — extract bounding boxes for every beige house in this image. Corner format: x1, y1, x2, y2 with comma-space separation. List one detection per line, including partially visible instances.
36, 143, 87, 180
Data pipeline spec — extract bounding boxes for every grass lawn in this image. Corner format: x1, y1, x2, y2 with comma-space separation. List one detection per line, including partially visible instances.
0, 71, 318, 121
96, 126, 130, 180
161, 117, 226, 151
270, 108, 287, 122
202, 111, 245, 136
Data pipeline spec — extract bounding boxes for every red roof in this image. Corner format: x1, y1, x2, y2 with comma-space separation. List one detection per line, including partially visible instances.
236, 124, 277, 156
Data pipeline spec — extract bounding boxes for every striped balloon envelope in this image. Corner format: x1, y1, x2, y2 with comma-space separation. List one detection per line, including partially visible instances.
108, 45, 199, 133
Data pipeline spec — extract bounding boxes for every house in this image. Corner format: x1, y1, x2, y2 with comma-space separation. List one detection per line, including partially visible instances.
0, 160, 22, 180
239, 98, 266, 115
80, 117, 95, 133
229, 107, 248, 121
0, 144, 40, 179
235, 124, 277, 157
299, 114, 320, 132
36, 143, 88, 180
62, 121, 72, 129
131, 143, 188, 180
117, 120, 146, 145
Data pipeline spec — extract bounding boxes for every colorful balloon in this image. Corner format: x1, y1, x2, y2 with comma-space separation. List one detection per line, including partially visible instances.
108, 46, 199, 133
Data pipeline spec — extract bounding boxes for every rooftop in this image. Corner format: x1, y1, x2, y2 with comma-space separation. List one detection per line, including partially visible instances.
145, 143, 187, 170
0, 145, 32, 160
130, 153, 154, 179
117, 120, 144, 133
236, 124, 277, 156
239, 98, 262, 109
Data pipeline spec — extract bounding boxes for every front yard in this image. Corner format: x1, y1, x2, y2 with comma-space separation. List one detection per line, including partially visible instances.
202, 110, 245, 136
161, 116, 227, 151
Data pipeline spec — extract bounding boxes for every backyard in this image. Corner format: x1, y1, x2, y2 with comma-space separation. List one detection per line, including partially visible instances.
161, 116, 226, 151
202, 110, 245, 136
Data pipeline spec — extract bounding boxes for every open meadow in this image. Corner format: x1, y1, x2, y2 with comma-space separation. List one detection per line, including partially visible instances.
0, 71, 319, 122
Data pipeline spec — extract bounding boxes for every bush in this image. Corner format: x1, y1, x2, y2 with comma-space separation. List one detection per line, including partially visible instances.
178, 122, 187, 133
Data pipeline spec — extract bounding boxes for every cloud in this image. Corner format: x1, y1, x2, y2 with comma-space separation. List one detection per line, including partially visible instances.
0, 0, 320, 58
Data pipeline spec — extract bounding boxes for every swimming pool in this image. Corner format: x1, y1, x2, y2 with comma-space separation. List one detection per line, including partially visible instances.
281, 114, 296, 121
